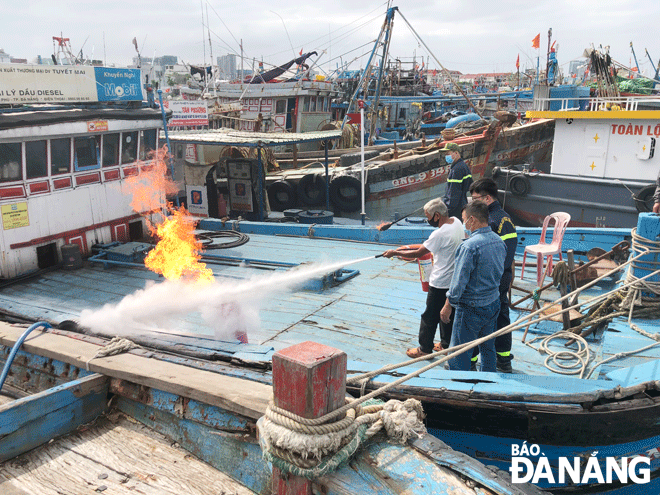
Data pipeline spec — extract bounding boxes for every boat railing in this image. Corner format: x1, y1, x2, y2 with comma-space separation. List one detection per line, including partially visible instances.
532, 95, 660, 112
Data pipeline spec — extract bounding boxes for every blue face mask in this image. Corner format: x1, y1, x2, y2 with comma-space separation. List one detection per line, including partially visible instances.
445, 155, 454, 165
463, 217, 473, 236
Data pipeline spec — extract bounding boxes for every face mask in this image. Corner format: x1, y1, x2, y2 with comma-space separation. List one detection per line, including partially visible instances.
445, 155, 454, 165
463, 217, 473, 236
428, 215, 440, 227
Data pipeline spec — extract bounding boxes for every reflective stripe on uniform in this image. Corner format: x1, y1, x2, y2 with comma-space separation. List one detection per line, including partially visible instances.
497, 351, 511, 357
500, 232, 517, 241
447, 174, 472, 183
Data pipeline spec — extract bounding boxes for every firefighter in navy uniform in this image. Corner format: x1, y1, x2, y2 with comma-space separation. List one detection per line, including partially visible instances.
468, 178, 517, 373
441, 142, 473, 219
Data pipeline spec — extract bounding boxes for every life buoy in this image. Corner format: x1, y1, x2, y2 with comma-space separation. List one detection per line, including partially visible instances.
297, 173, 327, 206
267, 180, 297, 211
633, 184, 657, 212
329, 175, 362, 212
509, 174, 530, 197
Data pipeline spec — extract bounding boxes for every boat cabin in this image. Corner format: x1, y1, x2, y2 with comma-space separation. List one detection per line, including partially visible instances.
0, 63, 165, 278
528, 95, 660, 182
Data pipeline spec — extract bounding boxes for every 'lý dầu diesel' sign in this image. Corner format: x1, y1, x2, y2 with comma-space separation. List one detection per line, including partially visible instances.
0, 64, 143, 104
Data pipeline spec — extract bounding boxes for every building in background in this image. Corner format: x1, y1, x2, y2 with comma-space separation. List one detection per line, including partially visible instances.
217, 54, 237, 81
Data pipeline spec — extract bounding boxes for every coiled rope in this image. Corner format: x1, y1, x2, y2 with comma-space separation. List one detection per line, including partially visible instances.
85, 336, 140, 371
258, 398, 425, 479
538, 229, 660, 378
525, 331, 591, 378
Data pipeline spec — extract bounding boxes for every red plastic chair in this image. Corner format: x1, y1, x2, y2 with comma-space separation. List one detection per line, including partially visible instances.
520, 212, 571, 287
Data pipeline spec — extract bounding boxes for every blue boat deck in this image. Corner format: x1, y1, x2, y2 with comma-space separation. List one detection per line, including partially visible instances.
0, 223, 658, 397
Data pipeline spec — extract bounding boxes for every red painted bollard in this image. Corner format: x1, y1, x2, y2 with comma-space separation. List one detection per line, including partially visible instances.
271, 341, 347, 495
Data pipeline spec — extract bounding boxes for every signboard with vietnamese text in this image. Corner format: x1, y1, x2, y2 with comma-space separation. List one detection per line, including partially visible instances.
161, 100, 209, 127
2, 202, 29, 230
0, 63, 143, 104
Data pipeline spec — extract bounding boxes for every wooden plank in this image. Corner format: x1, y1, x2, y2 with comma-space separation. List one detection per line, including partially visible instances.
0, 374, 108, 462
0, 323, 271, 420
0, 413, 257, 495
117, 396, 269, 494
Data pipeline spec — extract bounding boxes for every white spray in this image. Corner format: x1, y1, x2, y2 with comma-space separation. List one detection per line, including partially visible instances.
79, 255, 376, 342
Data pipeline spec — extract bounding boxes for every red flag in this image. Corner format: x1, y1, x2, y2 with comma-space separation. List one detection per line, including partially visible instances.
299, 48, 303, 56
532, 34, 540, 49
516, 54, 520, 69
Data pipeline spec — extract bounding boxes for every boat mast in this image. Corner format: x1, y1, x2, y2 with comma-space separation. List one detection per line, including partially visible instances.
341, 7, 397, 130
368, 7, 396, 145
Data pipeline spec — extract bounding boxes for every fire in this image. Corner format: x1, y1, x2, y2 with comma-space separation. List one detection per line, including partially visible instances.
124, 146, 179, 213
126, 145, 214, 285
376, 221, 391, 231
144, 207, 214, 284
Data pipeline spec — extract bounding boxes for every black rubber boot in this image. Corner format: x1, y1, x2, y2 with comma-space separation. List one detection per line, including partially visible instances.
496, 354, 513, 373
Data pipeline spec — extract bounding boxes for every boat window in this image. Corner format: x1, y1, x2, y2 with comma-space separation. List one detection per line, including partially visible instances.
318, 97, 325, 113
309, 97, 317, 112
26, 140, 48, 179
398, 107, 406, 119
139, 129, 158, 161
121, 131, 138, 164
0, 143, 22, 182
50, 138, 71, 175
74, 136, 99, 171
302, 97, 310, 112
275, 100, 286, 114
102, 133, 120, 167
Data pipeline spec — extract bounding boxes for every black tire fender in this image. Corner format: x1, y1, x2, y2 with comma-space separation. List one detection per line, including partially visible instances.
267, 180, 297, 211
297, 173, 327, 206
509, 174, 530, 197
633, 184, 657, 213
329, 175, 362, 212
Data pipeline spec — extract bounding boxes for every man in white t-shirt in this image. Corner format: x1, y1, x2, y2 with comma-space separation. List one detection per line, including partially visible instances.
383, 198, 465, 358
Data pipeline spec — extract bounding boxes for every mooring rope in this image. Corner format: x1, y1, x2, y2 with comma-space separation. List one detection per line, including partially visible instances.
85, 336, 140, 371
258, 398, 425, 478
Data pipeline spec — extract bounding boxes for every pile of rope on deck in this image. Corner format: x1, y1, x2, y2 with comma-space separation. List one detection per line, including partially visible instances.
258, 397, 425, 479
568, 228, 660, 337
526, 228, 660, 377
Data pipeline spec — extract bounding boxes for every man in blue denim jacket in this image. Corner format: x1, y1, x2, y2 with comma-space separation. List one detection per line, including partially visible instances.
444, 201, 506, 372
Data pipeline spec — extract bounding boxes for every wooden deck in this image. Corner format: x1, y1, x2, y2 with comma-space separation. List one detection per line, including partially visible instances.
0, 412, 256, 495
0, 226, 658, 385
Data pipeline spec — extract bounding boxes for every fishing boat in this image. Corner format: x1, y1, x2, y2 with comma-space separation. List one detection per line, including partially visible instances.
172, 121, 505, 220
176, 51, 339, 152
0, 62, 166, 279
0, 204, 659, 494
0, 67, 541, 492
492, 44, 660, 229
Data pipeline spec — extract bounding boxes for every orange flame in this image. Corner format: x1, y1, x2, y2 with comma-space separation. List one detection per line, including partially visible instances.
144, 207, 214, 284
376, 221, 391, 231
125, 145, 214, 285
124, 146, 179, 213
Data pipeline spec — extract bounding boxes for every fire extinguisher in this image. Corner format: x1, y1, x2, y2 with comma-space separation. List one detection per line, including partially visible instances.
402, 244, 433, 292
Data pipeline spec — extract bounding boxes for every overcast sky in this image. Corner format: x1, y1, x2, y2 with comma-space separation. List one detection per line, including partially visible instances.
4, 0, 660, 78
